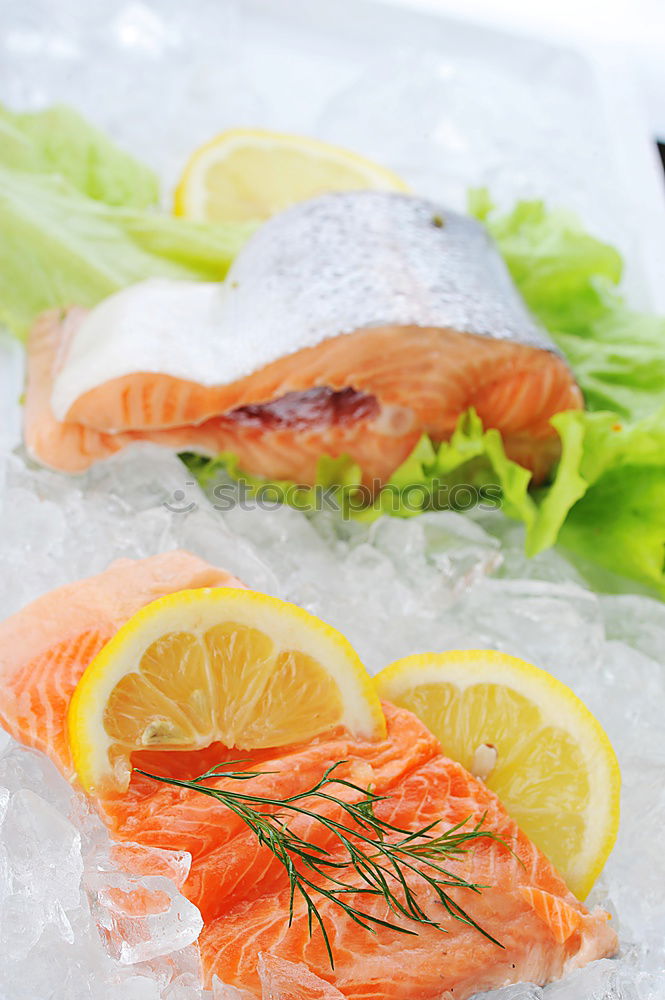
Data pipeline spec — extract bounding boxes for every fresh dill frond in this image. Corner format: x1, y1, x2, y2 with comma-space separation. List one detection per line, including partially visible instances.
134, 760, 508, 966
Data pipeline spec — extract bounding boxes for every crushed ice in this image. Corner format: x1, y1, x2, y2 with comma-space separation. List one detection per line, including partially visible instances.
0, 445, 664, 999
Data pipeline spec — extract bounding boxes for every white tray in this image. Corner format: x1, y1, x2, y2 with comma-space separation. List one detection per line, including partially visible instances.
1, 0, 664, 455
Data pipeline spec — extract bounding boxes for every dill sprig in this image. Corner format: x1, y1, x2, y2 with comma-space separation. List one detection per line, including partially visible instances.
134, 761, 508, 966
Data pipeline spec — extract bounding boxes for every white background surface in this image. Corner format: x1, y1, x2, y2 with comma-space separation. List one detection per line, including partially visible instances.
1, 0, 663, 311
394, 0, 665, 140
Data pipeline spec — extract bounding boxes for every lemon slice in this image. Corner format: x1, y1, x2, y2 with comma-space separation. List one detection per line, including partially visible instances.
68, 587, 385, 796
374, 650, 620, 899
174, 128, 409, 223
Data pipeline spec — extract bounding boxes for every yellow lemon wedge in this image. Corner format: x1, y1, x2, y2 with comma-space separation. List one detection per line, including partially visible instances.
173, 128, 409, 223
68, 587, 385, 796
374, 650, 620, 899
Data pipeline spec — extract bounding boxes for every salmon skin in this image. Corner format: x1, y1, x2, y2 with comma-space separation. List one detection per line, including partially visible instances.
0, 553, 616, 998
25, 192, 582, 484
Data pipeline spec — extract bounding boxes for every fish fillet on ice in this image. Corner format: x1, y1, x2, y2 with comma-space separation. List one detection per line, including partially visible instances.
25, 192, 582, 484
0, 553, 616, 998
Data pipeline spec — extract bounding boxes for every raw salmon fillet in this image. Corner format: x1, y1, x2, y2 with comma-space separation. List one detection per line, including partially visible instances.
24, 309, 418, 484
0, 555, 616, 998
190, 706, 616, 997
0, 550, 244, 776
25, 193, 583, 486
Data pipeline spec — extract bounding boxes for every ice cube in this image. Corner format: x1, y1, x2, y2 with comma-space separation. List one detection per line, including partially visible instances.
212, 976, 253, 1000
177, 501, 279, 598
458, 577, 605, 696
257, 953, 349, 1000
135, 942, 203, 992
599, 595, 665, 668
2, 920, 91, 1000
3, 789, 83, 912
471, 984, 542, 999
87, 870, 203, 964
542, 960, 619, 998
0, 741, 74, 806
602, 756, 665, 945
589, 642, 665, 756
473, 514, 587, 588
164, 979, 211, 1000
98, 841, 193, 890
107, 974, 163, 1000
0, 893, 46, 962
418, 511, 503, 588
70, 791, 117, 859
0, 842, 12, 902
0, 784, 10, 825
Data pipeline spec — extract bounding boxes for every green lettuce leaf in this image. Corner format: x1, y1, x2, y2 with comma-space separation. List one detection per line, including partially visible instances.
554, 411, 665, 595
0, 104, 158, 207
0, 106, 254, 338
357, 412, 536, 525
474, 194, 665, 596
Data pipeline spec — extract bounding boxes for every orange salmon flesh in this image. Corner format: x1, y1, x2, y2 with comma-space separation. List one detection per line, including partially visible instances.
0, 553, 615, 997
25, 308, 582, 486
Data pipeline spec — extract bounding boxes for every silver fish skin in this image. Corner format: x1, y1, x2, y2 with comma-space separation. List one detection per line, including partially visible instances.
218, 190, 557, 357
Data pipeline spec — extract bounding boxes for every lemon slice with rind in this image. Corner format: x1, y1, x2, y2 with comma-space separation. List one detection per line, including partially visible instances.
174, 128, 409, 223
68, 588, 385, 796
374, 650, 620, 899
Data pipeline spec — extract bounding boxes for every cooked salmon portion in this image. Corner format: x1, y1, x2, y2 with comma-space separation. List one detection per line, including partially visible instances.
0, 555, 616, 998
26, 192, 582, 485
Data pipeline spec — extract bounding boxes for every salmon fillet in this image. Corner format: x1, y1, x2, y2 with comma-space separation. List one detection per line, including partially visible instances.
25, 309, 419, 484
193, 707, 616, 997
25, 193, 583, 486
110, 707, 441, 922
0, 555, 616, 997
0, 550, 244, 776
